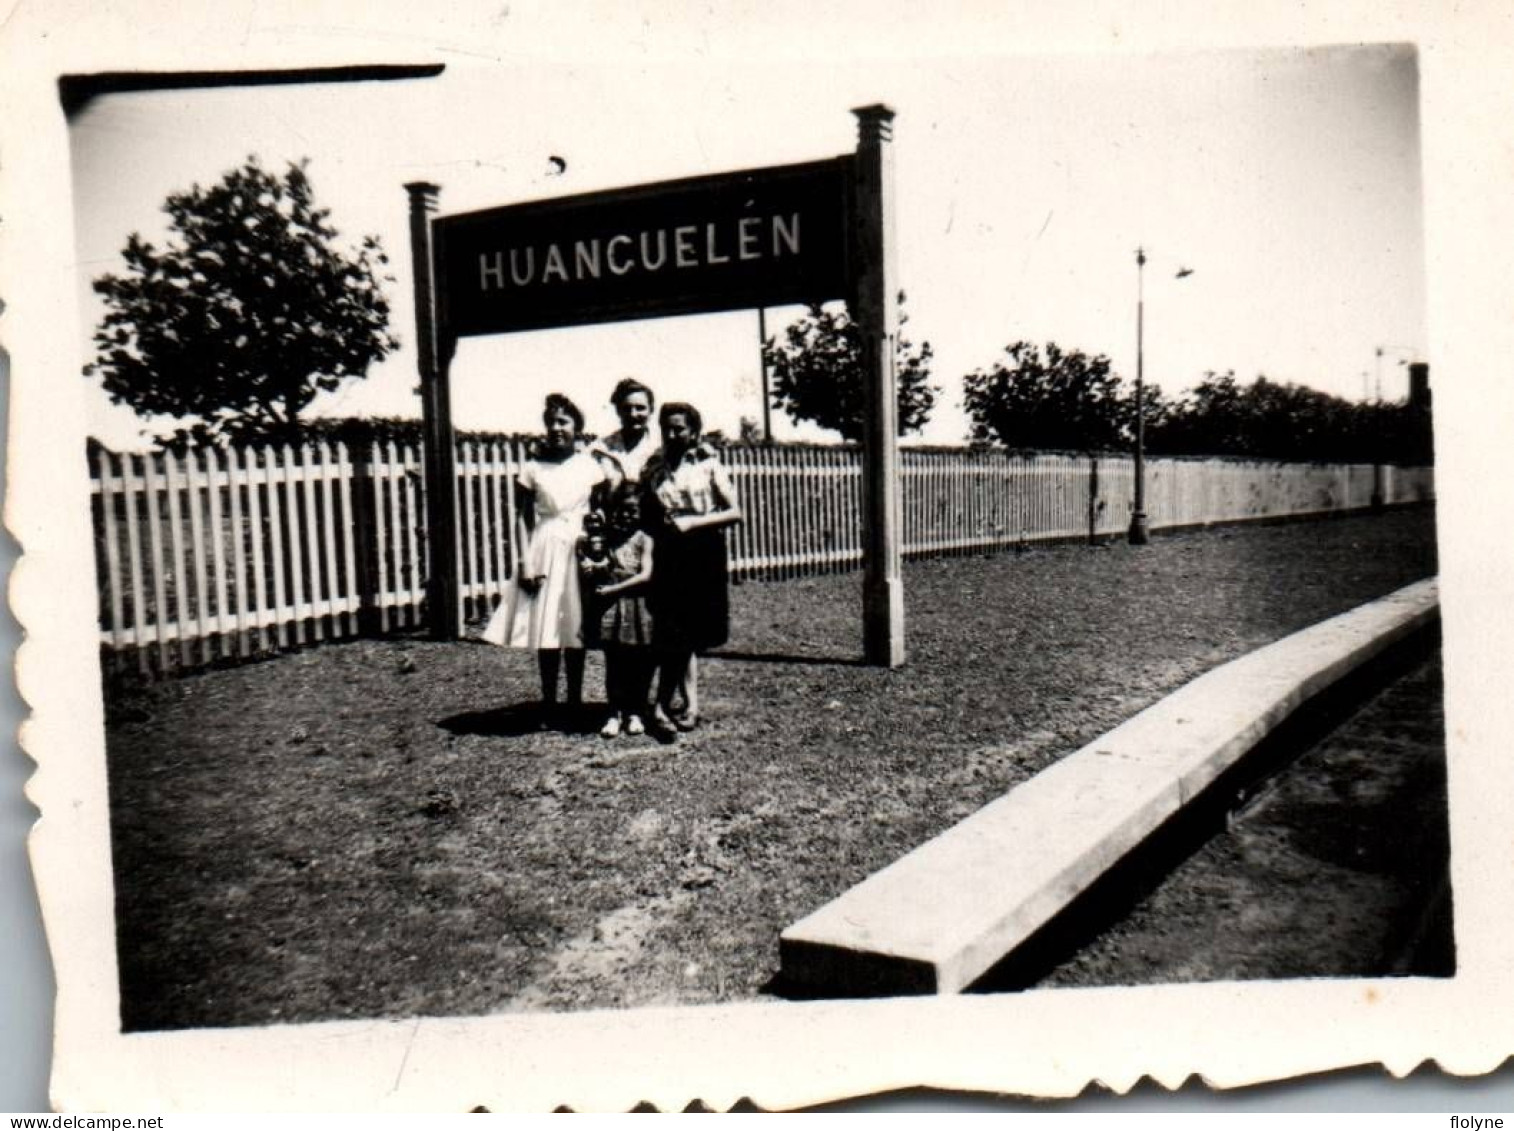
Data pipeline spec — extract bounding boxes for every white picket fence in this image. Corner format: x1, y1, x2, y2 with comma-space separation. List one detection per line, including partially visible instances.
90, 440, 1435, 674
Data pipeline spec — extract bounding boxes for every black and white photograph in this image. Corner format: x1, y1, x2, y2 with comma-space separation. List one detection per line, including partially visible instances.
5, 0, 1514, 1113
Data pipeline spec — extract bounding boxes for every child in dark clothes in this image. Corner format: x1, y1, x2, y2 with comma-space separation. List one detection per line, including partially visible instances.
577, 509, 611, 585
580, 485, 656, 738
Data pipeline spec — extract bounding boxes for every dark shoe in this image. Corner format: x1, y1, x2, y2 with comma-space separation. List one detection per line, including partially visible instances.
649, 708, 679, 743
537, 701, 559, 731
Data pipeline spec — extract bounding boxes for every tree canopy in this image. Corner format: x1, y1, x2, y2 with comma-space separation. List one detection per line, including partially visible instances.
85, 156, 398, 447
962, 344, 1430, 464
962, 341, 1135, 453
762, 297, 937, 442
1147, 372, 1427, 464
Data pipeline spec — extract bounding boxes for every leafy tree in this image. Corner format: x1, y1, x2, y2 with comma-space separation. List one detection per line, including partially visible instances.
962, 341, 1133, 453
1144, 370, 1248, 456
85, 157, 399, 447
762, 296, 937, 442
1146, 372, 1424, 463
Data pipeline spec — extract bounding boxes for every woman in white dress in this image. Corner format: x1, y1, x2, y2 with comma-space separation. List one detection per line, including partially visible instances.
483, 393, 611, 723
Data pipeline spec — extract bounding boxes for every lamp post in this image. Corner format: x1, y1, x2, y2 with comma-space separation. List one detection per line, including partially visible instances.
1129, 247, 1192, 545
1129, 247, 1149, 544
1375, 344, 1417, 403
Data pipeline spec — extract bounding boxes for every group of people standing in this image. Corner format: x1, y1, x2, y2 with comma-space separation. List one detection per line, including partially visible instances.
482, 378, 741, 740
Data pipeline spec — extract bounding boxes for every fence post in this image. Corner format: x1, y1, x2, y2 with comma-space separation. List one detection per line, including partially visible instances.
1087, 454, 1099, 545
350, 441, 383, 637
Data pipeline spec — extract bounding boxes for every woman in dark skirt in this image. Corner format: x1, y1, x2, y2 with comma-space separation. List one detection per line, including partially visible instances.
641, 401, 742, 735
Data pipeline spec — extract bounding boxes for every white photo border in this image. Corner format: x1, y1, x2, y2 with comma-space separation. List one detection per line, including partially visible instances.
4, 0, 1513, 1112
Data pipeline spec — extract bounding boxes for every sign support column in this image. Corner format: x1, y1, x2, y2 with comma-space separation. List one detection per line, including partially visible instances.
852, 104, 905, 668
406, 181, 462, 640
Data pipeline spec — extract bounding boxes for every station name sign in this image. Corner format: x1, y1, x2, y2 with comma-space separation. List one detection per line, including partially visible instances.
435, 157, 853, 336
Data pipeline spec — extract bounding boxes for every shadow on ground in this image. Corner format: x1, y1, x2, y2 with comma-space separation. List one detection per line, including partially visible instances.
437, 702, 612, 738
708, 649, 866, 668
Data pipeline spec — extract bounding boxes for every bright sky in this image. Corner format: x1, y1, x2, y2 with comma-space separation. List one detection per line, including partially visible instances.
69, 44, 1426, 450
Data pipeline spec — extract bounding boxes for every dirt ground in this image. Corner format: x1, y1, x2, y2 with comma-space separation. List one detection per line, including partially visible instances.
104, 508, 1438, 1030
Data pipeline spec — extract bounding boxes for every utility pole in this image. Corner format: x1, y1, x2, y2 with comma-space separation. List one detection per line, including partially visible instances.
758, 307, 773, 443
1371, 344, 1419, 511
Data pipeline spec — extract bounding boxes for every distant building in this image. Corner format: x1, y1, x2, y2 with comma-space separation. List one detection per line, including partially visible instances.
1407, 362, 1433, 465
1408, 361, 1431, 412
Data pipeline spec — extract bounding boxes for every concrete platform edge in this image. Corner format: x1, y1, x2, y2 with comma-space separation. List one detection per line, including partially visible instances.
778, 577, 1440, 997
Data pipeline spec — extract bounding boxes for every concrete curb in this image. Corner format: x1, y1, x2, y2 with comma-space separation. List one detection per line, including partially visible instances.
778, 577, 1440, 996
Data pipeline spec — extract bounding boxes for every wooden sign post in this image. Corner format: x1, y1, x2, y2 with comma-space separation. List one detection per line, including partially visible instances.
406, 106, 905, 663
852, 104, 905, 668
405, 181, 462, 639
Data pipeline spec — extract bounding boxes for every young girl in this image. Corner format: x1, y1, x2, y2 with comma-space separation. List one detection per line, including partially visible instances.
581, 484, 656, 738
483, 393, 610, 725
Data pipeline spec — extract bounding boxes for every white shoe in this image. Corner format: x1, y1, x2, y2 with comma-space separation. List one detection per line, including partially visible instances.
624, 713, 645, 736
599, 715, 622, 738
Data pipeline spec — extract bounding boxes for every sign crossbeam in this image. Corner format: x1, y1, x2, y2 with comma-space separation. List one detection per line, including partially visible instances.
436, 157, 853, 337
